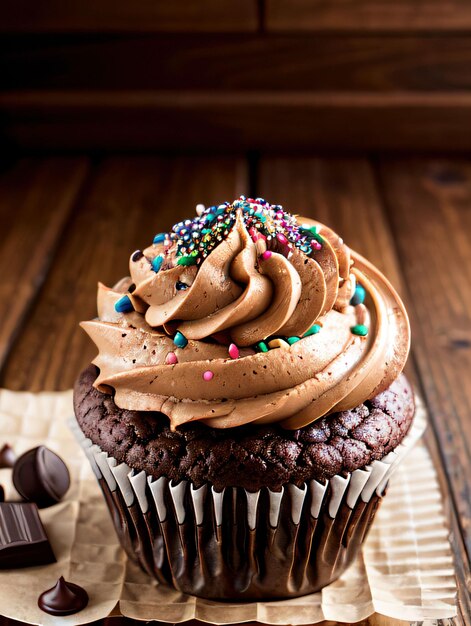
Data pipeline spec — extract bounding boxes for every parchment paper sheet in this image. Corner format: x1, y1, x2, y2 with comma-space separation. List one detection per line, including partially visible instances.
0, 388, 457, 625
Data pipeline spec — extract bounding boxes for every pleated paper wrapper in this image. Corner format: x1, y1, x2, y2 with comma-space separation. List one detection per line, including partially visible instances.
0, 388, 457, 625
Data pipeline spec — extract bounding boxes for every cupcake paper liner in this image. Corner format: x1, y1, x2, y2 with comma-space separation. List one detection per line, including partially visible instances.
71, 400, 426, 600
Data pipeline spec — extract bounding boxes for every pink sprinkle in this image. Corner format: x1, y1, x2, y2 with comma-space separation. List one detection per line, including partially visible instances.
262, 250, 272, 260
312, 241, 322, 251
166, 352, 178, 365
228, 343, 240, 359
248, 227, 258, 242
203, 370, 214, 381
277, 233, 288, 245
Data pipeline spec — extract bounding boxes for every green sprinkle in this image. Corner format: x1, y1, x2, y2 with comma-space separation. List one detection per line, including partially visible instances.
351, 324, 368, 337
301, 224, 323, 244
177, 255, 198, 266
174, 331, 188, 348
253, 212, 267, 223
287, 336, 300, 345
304, 324, 321, 337
256, 341, 268, 353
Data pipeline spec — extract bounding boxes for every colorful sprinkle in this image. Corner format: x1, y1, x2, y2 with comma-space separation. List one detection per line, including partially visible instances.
174, 331, 188, 348
152, 255, 163, 272
303, 324, 322, 337
114, 295, 133, 313
163, 196, 321, 265
268, 338, 290, 349
256, 341, 269, 353
203, 370, 214, 381
166, 352, 178, 365
350, 284, 366, 306
153, 233, 166, 244
287, 336, 300, 345
262, 250, 272, 260
228, 343, 240, 359
177, 255, 198, 266
351, 324, 369, 337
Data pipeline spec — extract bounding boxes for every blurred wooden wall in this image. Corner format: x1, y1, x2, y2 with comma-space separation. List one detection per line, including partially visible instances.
2, 0, 471, 152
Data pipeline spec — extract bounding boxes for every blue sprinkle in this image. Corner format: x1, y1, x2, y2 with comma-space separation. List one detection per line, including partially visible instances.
115, 295, 133, 313
152, 255, 163, 272
174, 331, 188, 348
350, 284, 366, 306
153, 233, 166, 244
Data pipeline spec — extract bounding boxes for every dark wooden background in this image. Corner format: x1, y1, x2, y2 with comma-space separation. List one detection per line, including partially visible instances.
0, 1, 470, 625
4, 0, 471, 151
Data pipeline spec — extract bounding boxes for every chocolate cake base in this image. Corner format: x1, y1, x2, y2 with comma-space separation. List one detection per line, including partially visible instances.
74, 365, 415, 492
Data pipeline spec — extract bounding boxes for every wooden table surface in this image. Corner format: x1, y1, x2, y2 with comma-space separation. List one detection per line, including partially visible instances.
0, 154, 469, 625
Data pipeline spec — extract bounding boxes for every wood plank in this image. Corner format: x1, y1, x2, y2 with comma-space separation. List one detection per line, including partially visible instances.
0, 0, 258, 33
0, 158, 89, 374
377, 158, 471, 621
4, 34, 471, 92
4, 91, 471, 151
258, 157, 469, 624
0, 157, 247, 391
266, 0, 471, 31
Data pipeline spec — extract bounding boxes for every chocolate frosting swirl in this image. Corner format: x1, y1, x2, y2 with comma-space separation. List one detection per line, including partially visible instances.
81, 198, 410, 430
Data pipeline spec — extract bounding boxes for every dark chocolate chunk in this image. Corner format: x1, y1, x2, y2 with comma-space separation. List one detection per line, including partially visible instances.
12, 446, 70, 508
0, 502, 56, 568
38, 576, 88, 616
0, 485, 4, 502
131, 249, 144, 262
0, 444, 16, 469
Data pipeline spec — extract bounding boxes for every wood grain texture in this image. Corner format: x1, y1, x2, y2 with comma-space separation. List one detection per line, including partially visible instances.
4, 34, 471, 92
0, 158, 88, 372
377, 158, 471, 621
0, 0, 258, 33
266, 0, 471, 31
258, 157, 467, 624
4, 91, 471, 151
0, 157, 247, 391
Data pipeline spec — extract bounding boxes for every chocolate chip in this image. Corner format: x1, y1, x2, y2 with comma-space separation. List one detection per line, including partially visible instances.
0, 444, 16, 469
131, 249, 144, 262
12, 446, 70, 509
38, 576, 88, 615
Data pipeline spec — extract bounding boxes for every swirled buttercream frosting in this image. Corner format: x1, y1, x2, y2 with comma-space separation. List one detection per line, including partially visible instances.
81, 197, 410, 430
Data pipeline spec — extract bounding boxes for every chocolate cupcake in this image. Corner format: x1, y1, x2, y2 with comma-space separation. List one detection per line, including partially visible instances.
73, 197, 419, 600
